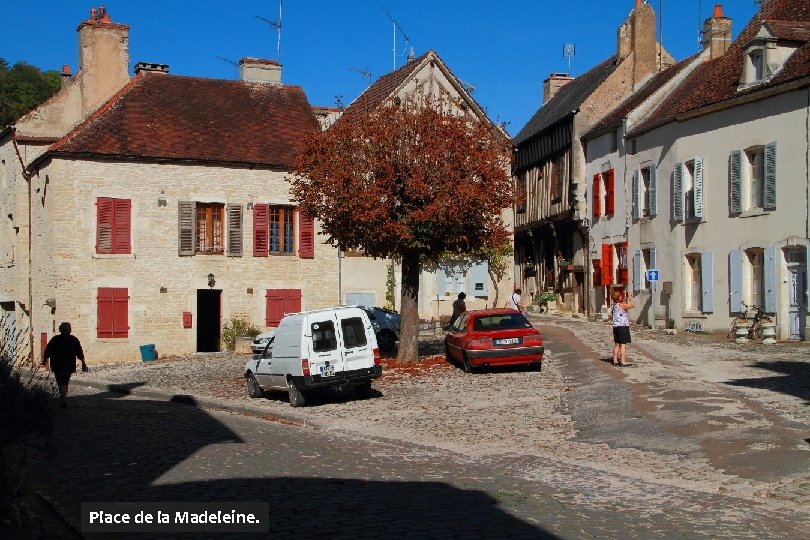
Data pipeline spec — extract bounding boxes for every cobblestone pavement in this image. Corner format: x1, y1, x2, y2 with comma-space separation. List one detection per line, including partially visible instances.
24, 313, 810, 538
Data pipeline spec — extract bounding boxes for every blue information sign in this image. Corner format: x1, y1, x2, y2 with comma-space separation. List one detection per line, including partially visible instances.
646, 269, 660, 282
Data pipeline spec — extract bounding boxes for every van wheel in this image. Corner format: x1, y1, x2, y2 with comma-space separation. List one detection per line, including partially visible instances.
287, 379, 306, 407
355, 381, 372, 400
246, 373, 264, 398
377, 330, 396, 352
462, 353, 475, 374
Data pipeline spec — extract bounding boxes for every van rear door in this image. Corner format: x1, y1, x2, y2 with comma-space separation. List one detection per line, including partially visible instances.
307, 315, 346, 377
336, 310, 376, 372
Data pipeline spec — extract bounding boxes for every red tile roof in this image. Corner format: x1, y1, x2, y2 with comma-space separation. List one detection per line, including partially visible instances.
48, 72, 320, 168
630, 0, 810, 137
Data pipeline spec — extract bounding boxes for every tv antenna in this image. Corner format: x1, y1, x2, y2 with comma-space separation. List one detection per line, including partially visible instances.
563, 43, 576, 72
255, 0, 283, 62
215, 55, 239, 79
458, 78, 476, 95
348, 67, 372, 84
382, 7, 411, 70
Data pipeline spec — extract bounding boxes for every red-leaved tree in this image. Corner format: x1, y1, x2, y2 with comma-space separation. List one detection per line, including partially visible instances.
290, 104, 513, 363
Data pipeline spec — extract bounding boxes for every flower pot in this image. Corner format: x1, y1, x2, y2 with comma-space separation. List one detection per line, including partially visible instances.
760, 322, 777, 345
734, 323, 750, 344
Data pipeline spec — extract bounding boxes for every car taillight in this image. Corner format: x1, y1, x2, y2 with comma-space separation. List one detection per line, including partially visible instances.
523, 335, 543, 346
302, 358, 310, 376
468, 338, 493, 350
373, 348, 381, 366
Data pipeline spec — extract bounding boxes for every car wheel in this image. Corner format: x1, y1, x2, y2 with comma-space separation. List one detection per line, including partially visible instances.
246, 373, 264, 398
444, 343, 452, 363
377, 330, 397, 352
462, 353, 475, 374
355, 380, 372, 400
287, 378, 306, 407
530, 361, 542, 372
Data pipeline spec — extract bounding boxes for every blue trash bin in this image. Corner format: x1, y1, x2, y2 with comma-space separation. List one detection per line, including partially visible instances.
139, 344, 157, 362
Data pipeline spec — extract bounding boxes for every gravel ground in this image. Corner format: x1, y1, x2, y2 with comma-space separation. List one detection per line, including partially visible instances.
75, 314, 810, 514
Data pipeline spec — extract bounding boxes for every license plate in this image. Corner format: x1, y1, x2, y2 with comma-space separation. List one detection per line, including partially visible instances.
494, 337, 521, 346
321, 366, 335, 377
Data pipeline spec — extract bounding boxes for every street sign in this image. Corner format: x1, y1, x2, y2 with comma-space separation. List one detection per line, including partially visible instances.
646, 269, 660, 282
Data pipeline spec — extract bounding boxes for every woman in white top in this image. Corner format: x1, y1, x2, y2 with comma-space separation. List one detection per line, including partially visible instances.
611, 289, 635, 366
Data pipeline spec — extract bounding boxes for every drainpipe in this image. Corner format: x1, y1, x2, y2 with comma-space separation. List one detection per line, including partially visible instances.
10, 128, 34, 364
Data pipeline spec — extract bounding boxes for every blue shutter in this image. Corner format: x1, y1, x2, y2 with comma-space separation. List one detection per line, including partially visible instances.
729, 250, 743, 313
730, 151, 742, 214
633, 250, 641, 290
764, 245, 777, 312
673, 163, 683, 221
467, 260, 489, 296
701, 251, 714, 313
437, 267, 449, 297
694, 156, 704, 218
632, 169, 640, 220
764, 142, 776, 210
649, 164, 657, 217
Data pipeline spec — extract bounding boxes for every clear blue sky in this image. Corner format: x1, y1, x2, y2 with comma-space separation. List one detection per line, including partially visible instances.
3, 1, 759, 135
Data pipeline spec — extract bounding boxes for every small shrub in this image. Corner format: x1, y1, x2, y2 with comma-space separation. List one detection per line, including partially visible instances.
666, 319, 676, 329
221, 318, 261, 351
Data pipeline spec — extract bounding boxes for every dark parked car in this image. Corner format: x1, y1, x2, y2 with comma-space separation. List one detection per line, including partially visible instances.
444, 309, 544, 373
359, 306, 401, 353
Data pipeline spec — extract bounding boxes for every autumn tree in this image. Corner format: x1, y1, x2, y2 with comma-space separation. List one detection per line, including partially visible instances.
290, 103, 514, 363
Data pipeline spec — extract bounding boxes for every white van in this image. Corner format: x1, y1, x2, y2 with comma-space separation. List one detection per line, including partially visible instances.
244, 306, 382, 407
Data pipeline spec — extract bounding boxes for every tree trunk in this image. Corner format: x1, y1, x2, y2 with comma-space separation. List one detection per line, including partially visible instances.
397, 249, 421, 364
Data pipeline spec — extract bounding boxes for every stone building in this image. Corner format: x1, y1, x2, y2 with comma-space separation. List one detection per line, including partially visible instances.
0, 8, 335, 362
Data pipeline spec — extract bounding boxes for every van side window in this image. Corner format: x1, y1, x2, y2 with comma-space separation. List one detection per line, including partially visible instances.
311, 321, 337, 352
341, 317, 368, 348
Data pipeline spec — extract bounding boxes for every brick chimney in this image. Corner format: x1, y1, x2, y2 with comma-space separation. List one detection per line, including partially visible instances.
77, 6, 130, 115
543, 73, 574, 104
134, 62, 169, 75
239, 58, 282, 85
702, 4, 732, 60
616, 0, 657, 87
60, 64, 72, 89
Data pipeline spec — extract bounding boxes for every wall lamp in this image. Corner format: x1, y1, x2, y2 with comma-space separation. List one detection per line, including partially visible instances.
207, 273, 216, 288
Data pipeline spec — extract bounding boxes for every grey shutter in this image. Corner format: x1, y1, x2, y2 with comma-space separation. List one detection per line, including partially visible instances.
178, 201, 195, 256
729, 250, 743, 313
764, 245, 777, 312
764, 142, 776, 210
632, 169, 640, 220
673, 163, 683, 221
694, 156, 704, 218
730, 150, 742, 214
227, 203, 243, 257
633, 249, 641, 290
467, 260, 489, 296
437, 266, 448, 296
701, 251, 714, 313
648, 164, 657, 217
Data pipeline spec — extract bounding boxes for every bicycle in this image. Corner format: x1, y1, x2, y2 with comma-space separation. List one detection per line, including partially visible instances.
727, 301, 751, 338
746, 305, 773, 340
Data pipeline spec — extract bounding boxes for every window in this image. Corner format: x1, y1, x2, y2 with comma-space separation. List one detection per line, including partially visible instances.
265, 289, 302, 326
632, 165, 657, 220
684, 251, 713, 313
196, 203, 224, 254
749, 49, 764, 82
634, 247, 656, 290
97, 287, 128, 338
730, 143, 775, 214
592, 173, 602, 219
96, 197, 131, 254
610, 130, 619, 153
516, 173, 527, 214
686, 255, 702, 311
473, 313, 531, 331
745, 249, 764, 309
311, 320, 337, 352
746, 147, 764, 210
683, 161, 695, 219
178, 202, 242, 257
341, 317, 368, 348
269, 206, 295, 255
673, 158, 701, 221
253, 204, 304, 257
616, 242, 628, 285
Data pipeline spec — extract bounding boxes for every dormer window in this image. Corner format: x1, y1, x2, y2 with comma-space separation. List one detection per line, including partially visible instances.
739, 23, 801, 89
748, 48, 765, 82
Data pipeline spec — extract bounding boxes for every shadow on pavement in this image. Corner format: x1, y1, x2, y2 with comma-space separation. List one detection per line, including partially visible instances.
25, 390, 554, 539
724, 360, 810, 405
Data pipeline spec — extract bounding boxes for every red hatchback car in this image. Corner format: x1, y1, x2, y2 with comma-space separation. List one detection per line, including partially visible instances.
445, 309, 544, 373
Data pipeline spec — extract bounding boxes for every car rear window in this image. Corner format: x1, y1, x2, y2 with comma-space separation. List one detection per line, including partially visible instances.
341, 317, 368, 348
473, 314, 532, 331
311, 321, 337, 352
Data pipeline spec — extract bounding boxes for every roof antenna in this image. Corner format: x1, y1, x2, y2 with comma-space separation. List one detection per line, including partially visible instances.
255, 0, 283, 62
382, 7, 411, 70
215, 56, 239, 79
349, 67, 372, 86
563, 43, 576, 73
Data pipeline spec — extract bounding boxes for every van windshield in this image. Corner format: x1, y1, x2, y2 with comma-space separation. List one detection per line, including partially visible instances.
341, 317, 368, 348
311, 321, 337, 352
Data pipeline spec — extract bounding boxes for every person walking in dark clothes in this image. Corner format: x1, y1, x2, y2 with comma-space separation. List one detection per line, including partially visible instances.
449, 292, 467, 326
42, 322, 87, 408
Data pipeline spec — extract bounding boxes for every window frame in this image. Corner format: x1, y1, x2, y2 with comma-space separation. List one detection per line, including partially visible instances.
745, 146, 765, 211
685, 254, 703, 312
195, 202, 225, 255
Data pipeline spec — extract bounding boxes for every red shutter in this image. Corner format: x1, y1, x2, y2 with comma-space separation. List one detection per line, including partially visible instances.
98, 287, 128, 338
265, 288, 302, 326
617, 241, 628, 285
253, 204, 269, 257
605, 169, 615, 216
96, 197, 114, 254
298, 212, 315, 259
592, 174, 601, 218
113, 199, 131, 254
601, 244, 612, 286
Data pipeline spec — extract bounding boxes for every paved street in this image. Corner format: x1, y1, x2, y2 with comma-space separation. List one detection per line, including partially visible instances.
23, 315, 810, 539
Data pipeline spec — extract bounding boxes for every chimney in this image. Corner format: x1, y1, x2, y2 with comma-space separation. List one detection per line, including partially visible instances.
77, 6, 130, 115
61, 64, 72, 88
239, 58, 282, 85
702, 4, 732, 60
134, 62, 169, 75
616, 0, 657, 87
543, 73, 574, 104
